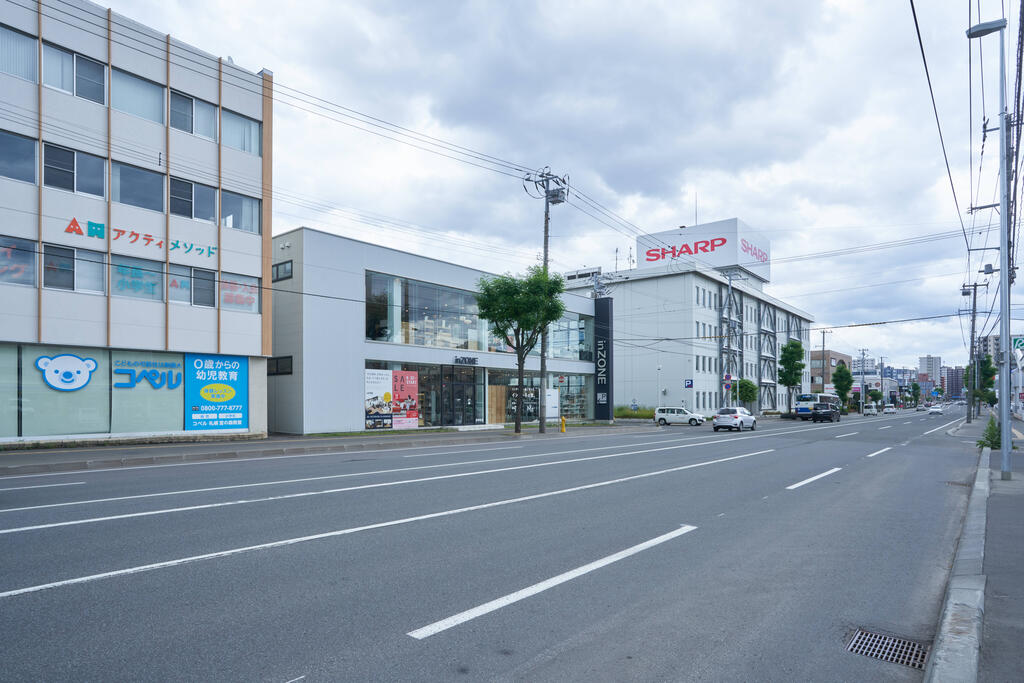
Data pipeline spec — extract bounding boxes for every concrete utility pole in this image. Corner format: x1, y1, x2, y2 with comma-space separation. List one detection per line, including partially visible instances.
962, 283, 983, 424
859, 348, 868, 414
967, 16, 1012, 477
529, 168, 566, 434
819, 329, 832, 392
878, 356, 886, 406
719, 270, 745, 407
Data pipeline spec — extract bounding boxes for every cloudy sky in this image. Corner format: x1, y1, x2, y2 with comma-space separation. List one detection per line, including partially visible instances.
109, 0, 1020, 371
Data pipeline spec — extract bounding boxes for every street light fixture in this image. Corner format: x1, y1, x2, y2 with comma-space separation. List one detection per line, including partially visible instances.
967, 17, 1012, 479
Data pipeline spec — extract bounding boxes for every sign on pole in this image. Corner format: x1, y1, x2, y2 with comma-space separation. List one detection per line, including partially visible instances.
1013, 337, 1024, 350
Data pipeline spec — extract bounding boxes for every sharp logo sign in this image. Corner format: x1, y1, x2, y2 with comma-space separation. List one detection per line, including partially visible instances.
645, 238, 727, 262
740, 238, 768, 264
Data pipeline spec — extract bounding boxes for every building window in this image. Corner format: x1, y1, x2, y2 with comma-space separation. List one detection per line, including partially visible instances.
170, 91, 217, 140
221, 190, 260, 233
0, 24, 36, 82
111, 254, 163, 301
42, 143, 105, 197
0, 234, 36, 286
112, 161, 163, 212
170, 177, 216, 221
271, 260, 292, 282
221, 272, 260, 313
0, 129, 35, 183
222, 109, 261, 155
111, 68, 164, 124
267, 356, 293, 376
42, 44, 104, 104
168, 264, 216, 307
43, 244, 105, 293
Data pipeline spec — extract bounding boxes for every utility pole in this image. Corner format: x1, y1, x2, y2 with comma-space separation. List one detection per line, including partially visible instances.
719, 271, 745, 408
878, 356, 887, 406
967, 16, 1012, 477
528, 168, 566, 435
962, 283, 983, 424
859, 349, 868, 414
819, 329, 832, 393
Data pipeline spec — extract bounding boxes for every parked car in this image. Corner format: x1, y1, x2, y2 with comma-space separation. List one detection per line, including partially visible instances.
883, 404, 896, 414
916, 405, 928, 411
863, 404, 878, 416
713, 407, 756, 432
928, 405, 944, 415
654, 407, 705, 426
811, 402, 841, 422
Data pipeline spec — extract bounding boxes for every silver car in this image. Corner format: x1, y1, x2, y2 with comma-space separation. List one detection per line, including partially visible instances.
654, 407, 705, 426
713, 407, 756, 432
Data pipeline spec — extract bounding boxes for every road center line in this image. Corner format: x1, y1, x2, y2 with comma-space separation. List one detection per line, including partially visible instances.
0, 448, 775, 535
835, 432, 858, 439
866, 447, 891, 458
407, 524, 698, 639
878, 426, 892, 430
903, 421, 912, 424
0, 482, 85, 492
923, 417, 963, 435
0, 451, 772, 598
786, 468, 842, 490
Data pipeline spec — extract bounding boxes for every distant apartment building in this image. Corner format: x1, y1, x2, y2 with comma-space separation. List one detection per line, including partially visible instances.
942, 366, 965, 398
810, 349, 851, 393
0, 0, 273, 441
851, 356, 876, 376
918, 355, 941, 382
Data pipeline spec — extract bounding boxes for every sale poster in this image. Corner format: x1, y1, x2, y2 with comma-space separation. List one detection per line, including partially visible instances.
364, 369, 393, 430
391, 371, 419, 429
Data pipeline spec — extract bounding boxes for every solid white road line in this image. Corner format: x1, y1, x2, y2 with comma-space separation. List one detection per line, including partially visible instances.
903, 421, 912, 424
0, 435, 725, 514
0, 449, 775, 535
407, 524, 698, 639
786, 467, 842, 490
923, 417, 963, 435
835, 432, 858, 439
0, 451, 772, 598
878, 426, 892, 430
402, 445, 523, 458
865, 447, 891, 458
0, 482, 84, 492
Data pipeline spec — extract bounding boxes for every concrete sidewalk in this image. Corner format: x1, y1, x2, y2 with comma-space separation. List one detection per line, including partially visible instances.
926, 415, 1024, 682
0, 423, 648, 476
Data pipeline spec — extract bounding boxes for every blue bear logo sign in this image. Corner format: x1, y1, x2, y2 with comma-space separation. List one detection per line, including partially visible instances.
36, 354, 98, 392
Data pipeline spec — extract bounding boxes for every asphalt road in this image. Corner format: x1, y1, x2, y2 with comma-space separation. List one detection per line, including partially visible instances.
0, 407, 974, 681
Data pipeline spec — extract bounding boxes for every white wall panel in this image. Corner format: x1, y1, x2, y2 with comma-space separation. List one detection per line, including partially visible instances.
110, 296, 163, 349
168, 303, 216, 352
220, 310, 261, 356
40, 289, 105, 346
41, 88, 107, 158
0, 285, 37, 342
220, 228, 261, 276
0, 178, 37, 239
110, 110, 164, 172
169, 129, 217, 185
110, 202, 165, 259
0, 74, 38, 138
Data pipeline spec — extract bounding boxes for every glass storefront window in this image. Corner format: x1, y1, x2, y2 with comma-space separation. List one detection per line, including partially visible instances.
0, 344, 15, 437
21, 344, 110, 436
110, 350, 185, 433
365, 271, 590, 359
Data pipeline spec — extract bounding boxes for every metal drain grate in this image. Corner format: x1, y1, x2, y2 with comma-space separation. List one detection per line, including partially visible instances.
847, 629, 929, 670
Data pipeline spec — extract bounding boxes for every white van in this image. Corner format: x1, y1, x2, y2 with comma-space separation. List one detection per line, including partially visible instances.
863, 404, 878, 416
654, 407, 705, 426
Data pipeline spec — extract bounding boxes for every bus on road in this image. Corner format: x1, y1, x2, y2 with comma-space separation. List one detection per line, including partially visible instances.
795, 392, 841, 420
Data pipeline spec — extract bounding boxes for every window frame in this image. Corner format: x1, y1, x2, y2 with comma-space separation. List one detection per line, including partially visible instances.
170, 90, 218, 141
267, 356, 293, 376
110, 254, 164, 302
41, 43, 106, 104
42, 243, 105, 294
271, 260, 292, 282
169, 176, 217, 222
111, 160, 164, 213
111, 67, 165, 124
168, 264, 217, 308
0, 234, 37, 287
0, 128, 37, 184
220, 189, 261, 234
0, 23, 38, 83
221, 108, 261, 156
42, 143, 105, 198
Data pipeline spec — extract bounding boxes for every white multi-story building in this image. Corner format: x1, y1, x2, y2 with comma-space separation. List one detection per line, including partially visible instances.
0, 0, 273, 441
851, 356, 876, 376
566, 218, 813, 414
918, 355, 942, 382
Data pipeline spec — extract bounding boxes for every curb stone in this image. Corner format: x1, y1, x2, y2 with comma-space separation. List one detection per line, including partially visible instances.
924, 446, 989, 682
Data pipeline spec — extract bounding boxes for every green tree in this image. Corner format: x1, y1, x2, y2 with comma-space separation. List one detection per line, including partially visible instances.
911, 382, 921, 405
731, 378, 758, 408
778, 340, 805, 413
476, 266, 566, 433
868, 389, 883, 404
832, 364, 853, 407
935, 387, 944, 397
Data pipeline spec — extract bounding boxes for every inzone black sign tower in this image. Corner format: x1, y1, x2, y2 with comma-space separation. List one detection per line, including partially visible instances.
594, 297, 614, 421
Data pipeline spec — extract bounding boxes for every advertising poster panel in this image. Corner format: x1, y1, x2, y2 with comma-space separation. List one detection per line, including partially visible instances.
184, 354, 249, 430
391, 371, 419, 430
111, 350, 185, 433
365, 369, 393, 429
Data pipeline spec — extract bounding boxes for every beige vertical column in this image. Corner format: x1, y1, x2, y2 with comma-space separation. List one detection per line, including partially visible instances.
105, 9, 112, 347
35, 0, 42, 342
164, 35, 171, 350
260, 70, 273, 356
216, 58, 223, 354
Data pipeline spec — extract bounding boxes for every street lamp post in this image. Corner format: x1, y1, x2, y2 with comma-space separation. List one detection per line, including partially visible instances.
967, 17, 1012, 479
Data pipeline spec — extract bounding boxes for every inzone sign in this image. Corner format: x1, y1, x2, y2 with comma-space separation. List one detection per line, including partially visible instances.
636, 218, 771, 282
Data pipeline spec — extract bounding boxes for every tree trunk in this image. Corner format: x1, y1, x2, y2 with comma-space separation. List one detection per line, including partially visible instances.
515, 350, 526, 434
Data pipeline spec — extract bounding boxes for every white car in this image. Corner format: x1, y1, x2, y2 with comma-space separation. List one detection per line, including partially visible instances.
713, 407, 756, 432
654, 407, 705, 426
863, 405, 878, 416
883, 404, 896, 414
928, 405, 944, 415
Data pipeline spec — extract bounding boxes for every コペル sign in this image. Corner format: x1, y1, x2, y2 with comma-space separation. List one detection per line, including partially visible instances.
636, 218, 771, 282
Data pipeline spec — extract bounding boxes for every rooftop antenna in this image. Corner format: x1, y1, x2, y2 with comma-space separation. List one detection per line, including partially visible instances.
615, 247, 619, 272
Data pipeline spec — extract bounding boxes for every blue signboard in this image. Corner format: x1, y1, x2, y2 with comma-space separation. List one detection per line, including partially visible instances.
184, 354, 248, 430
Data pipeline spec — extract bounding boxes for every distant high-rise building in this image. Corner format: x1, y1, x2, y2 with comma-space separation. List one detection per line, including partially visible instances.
852, 356, 876, 376
919, 355, 942, 382
942, 366, 965, 398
